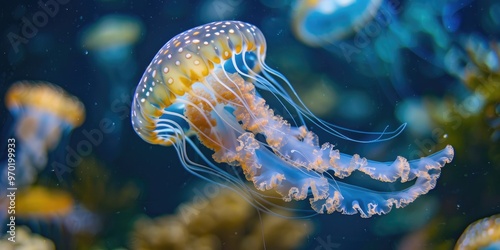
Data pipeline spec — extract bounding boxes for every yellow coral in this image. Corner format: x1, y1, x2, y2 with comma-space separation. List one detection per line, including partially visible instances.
0, 226, 55, 250
130, 185, 313, 250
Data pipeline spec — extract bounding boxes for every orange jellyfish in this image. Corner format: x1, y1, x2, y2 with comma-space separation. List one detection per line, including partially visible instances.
131, 21, 454, 217
2, 82, 85, 186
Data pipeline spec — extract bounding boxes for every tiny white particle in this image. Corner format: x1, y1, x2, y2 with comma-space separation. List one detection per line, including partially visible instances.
163, 67, 169, 73
141, 98, 145, 103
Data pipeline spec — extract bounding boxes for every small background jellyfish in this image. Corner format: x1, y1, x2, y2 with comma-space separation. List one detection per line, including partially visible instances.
79, 14, 144, 161
0, 81, 107, 249
290, 0, 467, 100
1, 81, 85, 190
0, 185, 100, 249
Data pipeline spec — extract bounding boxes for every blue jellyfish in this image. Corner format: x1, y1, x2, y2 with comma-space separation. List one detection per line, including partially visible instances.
291, 0, 466, 98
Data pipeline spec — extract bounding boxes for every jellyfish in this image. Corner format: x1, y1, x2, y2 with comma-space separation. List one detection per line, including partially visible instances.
0, 186, 100, 249
290, 0, 418, 100
80, 14, 144, 159
455, 214, 500, 250
131, 21, 454, 217
2, 81, 85, 188
291, 0, 460, 99
291, 0, 383, 47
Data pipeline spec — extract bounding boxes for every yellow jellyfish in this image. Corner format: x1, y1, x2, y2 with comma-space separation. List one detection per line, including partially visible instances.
80, 14, 143, 51
3, 81, 85, 186
15, 186, 74, 218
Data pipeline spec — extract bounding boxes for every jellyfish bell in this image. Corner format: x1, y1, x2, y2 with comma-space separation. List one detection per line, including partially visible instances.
455, 214, 500, 250
2, 81, 85, 186
291, 0, 383, 47
132, 21, 454, 218
0, 186, 100, 249
6, 82, 85, 127
80, 14, 143, 62
132, 21, 267, 146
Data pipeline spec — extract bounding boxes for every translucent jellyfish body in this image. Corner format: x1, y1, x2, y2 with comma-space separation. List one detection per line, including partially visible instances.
291, 0, 459, 98
131, 21, 454, 217
292, 0, 383, 47
3, 82, 85, 186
